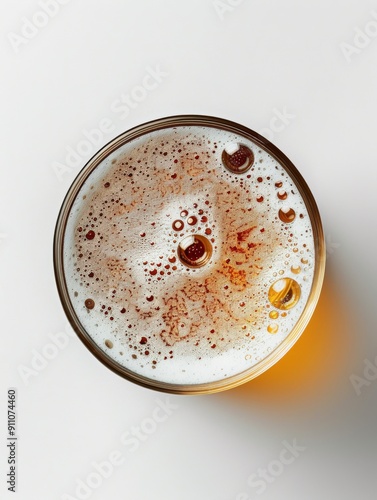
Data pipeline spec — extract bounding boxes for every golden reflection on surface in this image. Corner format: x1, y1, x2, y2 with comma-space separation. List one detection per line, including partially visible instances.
221, 268, 356, 407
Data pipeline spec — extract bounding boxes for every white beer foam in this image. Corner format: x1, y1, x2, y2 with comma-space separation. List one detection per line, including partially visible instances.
224, 142, 240, 155
63, 126, 315, 386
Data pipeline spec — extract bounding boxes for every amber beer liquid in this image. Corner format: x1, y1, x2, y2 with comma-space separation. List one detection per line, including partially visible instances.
54, 116, 325, 394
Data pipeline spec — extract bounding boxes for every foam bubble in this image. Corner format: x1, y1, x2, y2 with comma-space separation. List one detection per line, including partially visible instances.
62, 125, 315, 386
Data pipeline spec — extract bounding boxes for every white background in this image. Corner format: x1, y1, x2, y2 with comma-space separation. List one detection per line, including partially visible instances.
1, 1, 377, 499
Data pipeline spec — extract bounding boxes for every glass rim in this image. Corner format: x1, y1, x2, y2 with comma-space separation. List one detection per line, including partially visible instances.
53, 114, 326, 395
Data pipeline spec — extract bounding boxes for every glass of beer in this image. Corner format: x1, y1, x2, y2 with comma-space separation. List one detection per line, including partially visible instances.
54, 115, 325, 394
